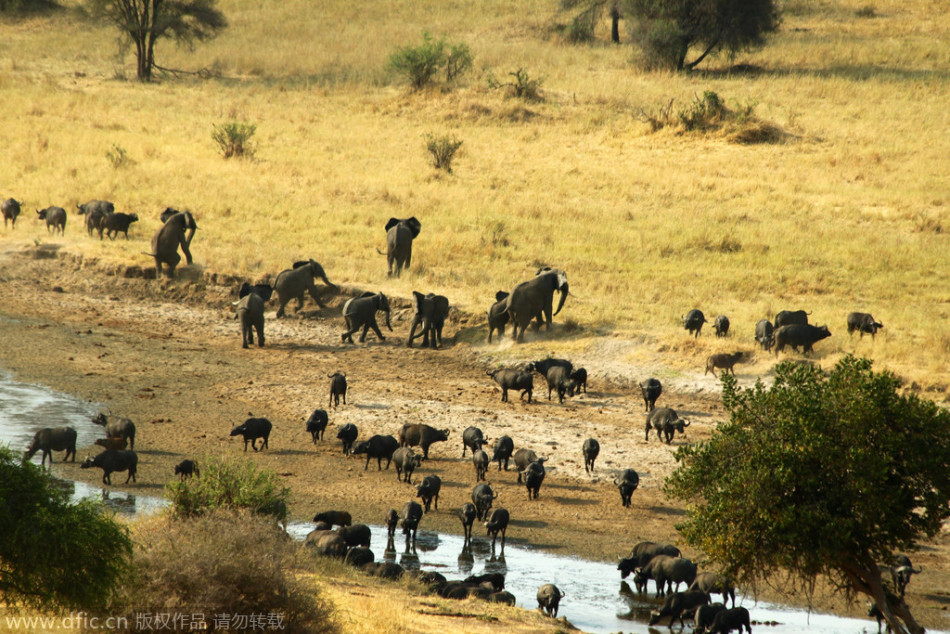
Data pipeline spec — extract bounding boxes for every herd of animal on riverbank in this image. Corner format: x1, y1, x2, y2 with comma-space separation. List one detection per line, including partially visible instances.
10, 199, 898, 631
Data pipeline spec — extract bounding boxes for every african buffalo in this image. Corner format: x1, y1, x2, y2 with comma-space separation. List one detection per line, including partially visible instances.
459, 502, 477, 543
352, 434, 399, 470
694, 603, 728, 633
646, 407, 690, 444
103, 212, 138, 240
649, 590, 710, 628
416, 475, 441, 512
392, 447, 422, 484
484, 507, 510, 551
774, 309, 809, 327
336, 423, 358, 455
640, 377, 663, 411
544, 365, 576, 403
773, 324, 831, 356
618, 542, 682, 579
24, 426, 77, 468
76, 200, 113, 238
570, 367, 588, 393
487, 368, 534, 403
582, 437, 600, 474
398, 423, 450, 459
229, 417, 271, 451
174, 459, 199, 479
713, 315, 730, 337
513, 448, 545, 481
487, 290, 510, 343
532, 357, 573, 378
522, 460, 545, 499
92, 413, 136, 451
491, 435, 514, 470
462, 426, 485, 456
313, 510, 352, 527
306, 409, 328, 442
634, 555, 697, 597
339, 523, 371, 548
80, 449, 138, 485
754, 319, 774, 351
400, 501, 423, 542
614, 468, 639, 508
2, 198, 21, 229
472, 483, 497, 520
683, 309, 707, 337
473, 448, 489, 482
36, 206, 66, 234
708, 606, 751, 634
689, 572, 736, 607
847, 312, 883, 339
305, 529, 346, 558
328, 372, 347, 407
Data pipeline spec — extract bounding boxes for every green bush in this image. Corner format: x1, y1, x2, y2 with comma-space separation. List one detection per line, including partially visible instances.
424, 132, 463, 173
387, 33, 472, 90
678, 90, 725, 131
119, 511, 336, 634
166, 455, 290, 522
0, 447, 131, 612
211, 121, 256, 159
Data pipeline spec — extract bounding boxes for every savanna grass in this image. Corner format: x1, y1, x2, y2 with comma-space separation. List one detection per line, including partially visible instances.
1, 0, 949, 392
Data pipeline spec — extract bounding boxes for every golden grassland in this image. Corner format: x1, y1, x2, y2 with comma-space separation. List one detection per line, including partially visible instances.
1, 0, 949, 390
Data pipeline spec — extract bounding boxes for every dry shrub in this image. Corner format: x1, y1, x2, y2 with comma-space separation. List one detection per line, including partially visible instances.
118, 510, 337, 634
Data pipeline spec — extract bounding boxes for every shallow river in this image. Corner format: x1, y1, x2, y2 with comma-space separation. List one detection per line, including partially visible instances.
0, 370, 931, 634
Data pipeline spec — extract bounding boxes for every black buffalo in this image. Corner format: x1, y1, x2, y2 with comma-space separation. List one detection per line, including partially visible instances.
682, 309, 707, 337
713, 315, 730, 337
229, 417, 272, 451
80, 449, 137, 485
847, 312, 883, 338
398, 423, 450, 459
487, 368, 534, 403
774, 309, 809, 327
614, 468, 640, 508
336, 423, 358, 455
352, 434, 399, 470
773, 324, 831, 356
582, 437, 600, 474
639, 378, 662, 411
754, 319, 774, 351
491, 435, 514, 470
306, 408, 328, 442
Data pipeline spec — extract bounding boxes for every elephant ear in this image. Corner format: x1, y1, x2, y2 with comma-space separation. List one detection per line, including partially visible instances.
385, 217, 401, 232
405, 216, 421, 238
495, 290, 509, 302
412, 291, 425, 312
358, 291, 376, 298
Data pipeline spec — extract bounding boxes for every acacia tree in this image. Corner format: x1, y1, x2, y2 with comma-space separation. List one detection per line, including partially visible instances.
0, 447, 132, 611
87, 0, 227, 81
665, 357, 950, 634
620, 0, 779, 70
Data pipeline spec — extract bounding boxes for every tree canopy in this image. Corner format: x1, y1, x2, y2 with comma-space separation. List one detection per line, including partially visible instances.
665, 357, 950, 634
620, 0, 779, 70
0, 447, 132, 612
87, 0, 227, 81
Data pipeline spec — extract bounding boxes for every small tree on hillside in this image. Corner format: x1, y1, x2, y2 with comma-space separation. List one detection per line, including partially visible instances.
87, 0, 227, 81
620, 0, 779, 70
0, 447, 132, 611
665, 357, 950, 634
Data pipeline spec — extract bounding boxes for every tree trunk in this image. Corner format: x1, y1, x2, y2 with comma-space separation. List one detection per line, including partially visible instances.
610, 6, 620, 44
841, 556, 925, 634
684, 35, 720, 70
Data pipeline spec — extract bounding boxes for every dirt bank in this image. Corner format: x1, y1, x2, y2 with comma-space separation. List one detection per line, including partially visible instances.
1, 244, 948, 632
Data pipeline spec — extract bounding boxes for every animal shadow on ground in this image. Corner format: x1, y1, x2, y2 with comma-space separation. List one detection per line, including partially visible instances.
133, 449, 177, 457
550, 496, 598, 506
646, 504, 687, 517
270, 449, 311, 457
509, 518, 548, 529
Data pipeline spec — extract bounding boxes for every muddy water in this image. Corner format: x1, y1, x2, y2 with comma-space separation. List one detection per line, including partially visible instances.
0, 373, 935, 634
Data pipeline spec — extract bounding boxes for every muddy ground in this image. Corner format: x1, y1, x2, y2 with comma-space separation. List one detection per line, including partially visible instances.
2, 244, 949, 632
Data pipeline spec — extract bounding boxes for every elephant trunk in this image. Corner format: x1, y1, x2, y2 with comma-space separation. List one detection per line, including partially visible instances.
321, 273, 338, 291
553, 283, 569, 316
384, 309, 393, 331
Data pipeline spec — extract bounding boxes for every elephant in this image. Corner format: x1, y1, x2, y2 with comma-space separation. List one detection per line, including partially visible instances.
342, 292, 392, 343
237, 292, 265, 348
381, 217, 421, 276
407, 291, 449, 348
149, 210, 197, 278
505, 268, 569, 343
274, 259, 337, 317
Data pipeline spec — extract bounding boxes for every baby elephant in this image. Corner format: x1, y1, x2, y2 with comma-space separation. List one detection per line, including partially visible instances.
328, 372, 347, 407
237, 292, 266, 349
705, 351, 744, 376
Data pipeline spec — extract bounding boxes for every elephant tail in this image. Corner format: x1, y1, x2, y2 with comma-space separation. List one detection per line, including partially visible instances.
376, 247, 390, 257
141, 251, 158, 257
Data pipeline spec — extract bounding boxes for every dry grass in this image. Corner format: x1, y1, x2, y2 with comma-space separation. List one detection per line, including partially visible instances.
1, 0, 949, 393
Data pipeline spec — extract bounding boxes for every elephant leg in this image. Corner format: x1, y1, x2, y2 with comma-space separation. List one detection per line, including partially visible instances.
370, 320, 386, 341
180, 238, 193, 265
342, 318, 355, 343
256, 320, 265, 347
294, 294, 304, 313
359, 323, 370, 342
407, 316, 421, 347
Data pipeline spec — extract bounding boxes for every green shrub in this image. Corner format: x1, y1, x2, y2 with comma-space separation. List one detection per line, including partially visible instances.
211, 121, 256, 159
120, 511, 336, 634
634, 18, 686, 70
678, 90, 725, 131
166, 455, 290, 522
387, 33, 472, 90
487, 68, 544, 102
424, 132, 463, 173
0, 447, 131, 612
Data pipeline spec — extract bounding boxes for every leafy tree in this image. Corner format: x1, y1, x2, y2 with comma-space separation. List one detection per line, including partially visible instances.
87, 0, 227, 81
665, 357, 950, 634
387, 33, 472, 91
0, 447, 132, 611
620, 0, 779, 70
